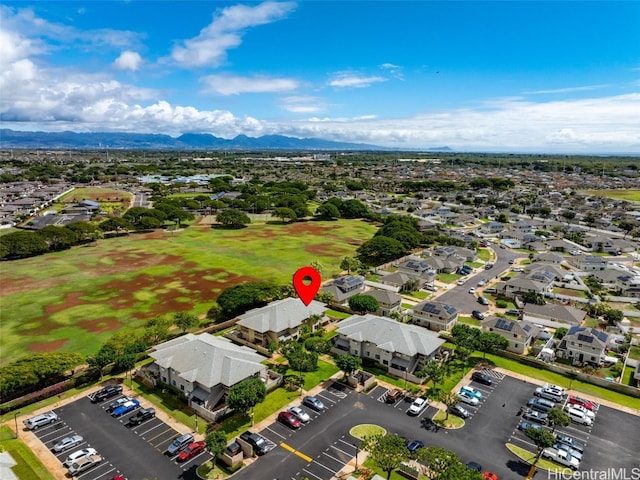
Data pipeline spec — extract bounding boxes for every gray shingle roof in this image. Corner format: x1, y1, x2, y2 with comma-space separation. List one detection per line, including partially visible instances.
149, 333, 266, 388
236, 298, 327, 333
337, 314, 445, 356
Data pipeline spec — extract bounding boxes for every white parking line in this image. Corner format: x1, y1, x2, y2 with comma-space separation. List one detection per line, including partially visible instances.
316, 393, 336, 404
138, 421, 165, 437
302, 468, 323, 480
338, 438, 357, 450
330, 443, 352, 457
179, 450, 207, 468
311, 458, 337, 474
37, 424, 69, 439
90, 467, 115, 480
322, 450, 344, 464
45, 430, 75, 443
265, 426, 287, 439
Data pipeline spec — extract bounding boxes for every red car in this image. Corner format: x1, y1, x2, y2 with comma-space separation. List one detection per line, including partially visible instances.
277, 411, 301, 429
483, 472, 498, 480
569, 395, 595, 411
177, 441, 205, 462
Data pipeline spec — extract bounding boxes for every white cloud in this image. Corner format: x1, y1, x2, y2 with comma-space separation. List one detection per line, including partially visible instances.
278, 96, 325, 113
201, 73, 298, 95
379, 63, 403, 79
524, 84, 609, 95
171, 1, 296, 68
328, 72, 386, 88
113, 51, 142, 71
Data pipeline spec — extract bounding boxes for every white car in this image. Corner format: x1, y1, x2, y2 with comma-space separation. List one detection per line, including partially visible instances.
457, 390, 479, 406
468, 287, 476, 294
63, 448, 97, 468
288, 406, 311, 423
542, 447, 580, 470
407, 397, 429, 415
568, 403, 595, 419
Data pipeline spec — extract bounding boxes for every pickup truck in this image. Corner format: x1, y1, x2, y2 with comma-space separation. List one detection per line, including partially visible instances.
68, 454, 103, 475
542, 447, 580, 470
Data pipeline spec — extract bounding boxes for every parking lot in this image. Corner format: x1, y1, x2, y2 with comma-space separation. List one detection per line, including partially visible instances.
232, 371, 640, 480
28, 390, 211, 479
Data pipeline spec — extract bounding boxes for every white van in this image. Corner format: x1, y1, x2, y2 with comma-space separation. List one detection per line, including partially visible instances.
566, 406, 593, 426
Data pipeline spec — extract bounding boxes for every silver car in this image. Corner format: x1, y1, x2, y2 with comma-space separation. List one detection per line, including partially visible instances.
166, 433, 194, 456
53, 434, 83, 453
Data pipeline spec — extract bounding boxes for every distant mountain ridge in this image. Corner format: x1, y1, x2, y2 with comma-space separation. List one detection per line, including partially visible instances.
0, 129, 451, 151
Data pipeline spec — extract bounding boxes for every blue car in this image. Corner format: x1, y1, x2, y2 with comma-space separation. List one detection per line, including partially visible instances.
406, 440, 424, 453
460, 385, 483, 400
112, 399, 140, 417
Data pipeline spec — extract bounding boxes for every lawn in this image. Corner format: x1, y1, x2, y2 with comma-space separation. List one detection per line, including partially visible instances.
0, 425, 56, 480
477, 249, 491, 262
0, 219, 377, 365
458, 316, 480, 327
436, 273, 458, 284
628, 345, 640, 361
582, 190, 640, 203
273, 359, 340, 391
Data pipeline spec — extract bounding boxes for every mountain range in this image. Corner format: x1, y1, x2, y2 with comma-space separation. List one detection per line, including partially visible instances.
0, 129, 451, 152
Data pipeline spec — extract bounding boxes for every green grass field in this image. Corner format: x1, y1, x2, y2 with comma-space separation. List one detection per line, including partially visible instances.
582, 190, 640, 203
0, 219, 377, 365
0, 426, 56, 480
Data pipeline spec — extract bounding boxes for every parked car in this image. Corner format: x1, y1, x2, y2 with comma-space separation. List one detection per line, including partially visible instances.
225, 441, 242, 457
111, 399, 140, 417
457, 390, 479, 406
385, 389, 403, 404
239, 431, 273, 455
68, 454, 102, 475
500, 275, 511, 281
457, 279, 467, 286
52, 434, 83, 453
406, 440, 424, 453
449, 404, 470, 419
542, 447, 580, 470
63, 448, 97, 468
484, 263, 494, 270
468, 287, 476, 294
166, 433, 195, 456
287, 406, 311, 423
472, 310, 485, 321
517, 421, 542, 432
505, 309, 520, 316
555, 433, 585, 453
177, 441, 205, 462
460, 385, 483, 400
483, 473, 498, 480
471, 371, 493, 386
565, 406, 593, 426
534, 386, 564, 402
126, 407, 155, 426
554, 442, 583, 462
106, 396, 133, 413
569, 404, 595, 419
425, 284, 438, 292
90, 384, 123, 403
527, 397, 555, 413
477, 278, 488, 286
277, 411, 301, 429
569, 395, 595, 411
522, 409, 548, 425
302, 396, 326, 412
407, 397, 429, 415
477, 296, 489, 305
23, 412, 58, 430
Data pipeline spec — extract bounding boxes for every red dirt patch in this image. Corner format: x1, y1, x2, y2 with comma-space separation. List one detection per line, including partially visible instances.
29, 338, 68, 354
304, 243, 352, 256
77, 318, 123, 334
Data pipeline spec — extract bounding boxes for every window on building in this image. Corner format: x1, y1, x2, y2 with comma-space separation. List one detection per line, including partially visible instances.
172, 380, 176, 386
375, 354, 380, 360
180, 385, 185, 391
383, 360, 388, 365
161, 376, 166, 383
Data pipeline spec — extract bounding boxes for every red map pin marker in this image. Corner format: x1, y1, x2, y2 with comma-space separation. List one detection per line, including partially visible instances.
293, 266, 321, 306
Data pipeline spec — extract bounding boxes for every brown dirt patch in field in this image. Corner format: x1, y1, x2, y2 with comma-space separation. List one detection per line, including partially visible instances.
78, 318, 123, 334
45, 292, 86, 316
304, 243, 351, 256
29, 338, 68, 354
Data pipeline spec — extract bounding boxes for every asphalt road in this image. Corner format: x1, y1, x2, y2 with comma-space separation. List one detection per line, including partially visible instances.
233, 374, 640, 480
436, 246, 526, 315
34, 394, 210, 480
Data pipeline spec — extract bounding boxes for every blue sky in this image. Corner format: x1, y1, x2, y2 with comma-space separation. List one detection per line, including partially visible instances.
1, 1, 639, 152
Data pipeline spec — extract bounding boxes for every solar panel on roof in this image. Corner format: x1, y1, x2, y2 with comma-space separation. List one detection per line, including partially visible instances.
420, 303, 440, 314
577, 334, 594, 343
495, 318, 515, 331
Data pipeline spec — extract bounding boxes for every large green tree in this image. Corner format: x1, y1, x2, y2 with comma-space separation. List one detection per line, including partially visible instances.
335, 355, 362, 378
476, 332, 509, 358
525, 426, 556, 464
547, 408, 571, 433
357, 236, 407, 265
205, 430, 227, 463
360, 434, 409, 480
348, 294, 379, 314
227, 377, 267, 422
417, 359, 446, 390
216, 281, 281, 318
216, 209, 251, 228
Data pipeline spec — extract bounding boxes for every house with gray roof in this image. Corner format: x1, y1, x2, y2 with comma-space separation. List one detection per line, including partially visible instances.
502, 277, 549, 299
320, 275, 365, 304
332, 314, 445, 380
532, 252, 564, 264
366, 289, 403, 317
556, 326, 609, 366
234, 298, 327, 349
481, 316, 539, 354
412, 301, 458, 332
146, 333, 267, 410
522, 303, 587, 329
